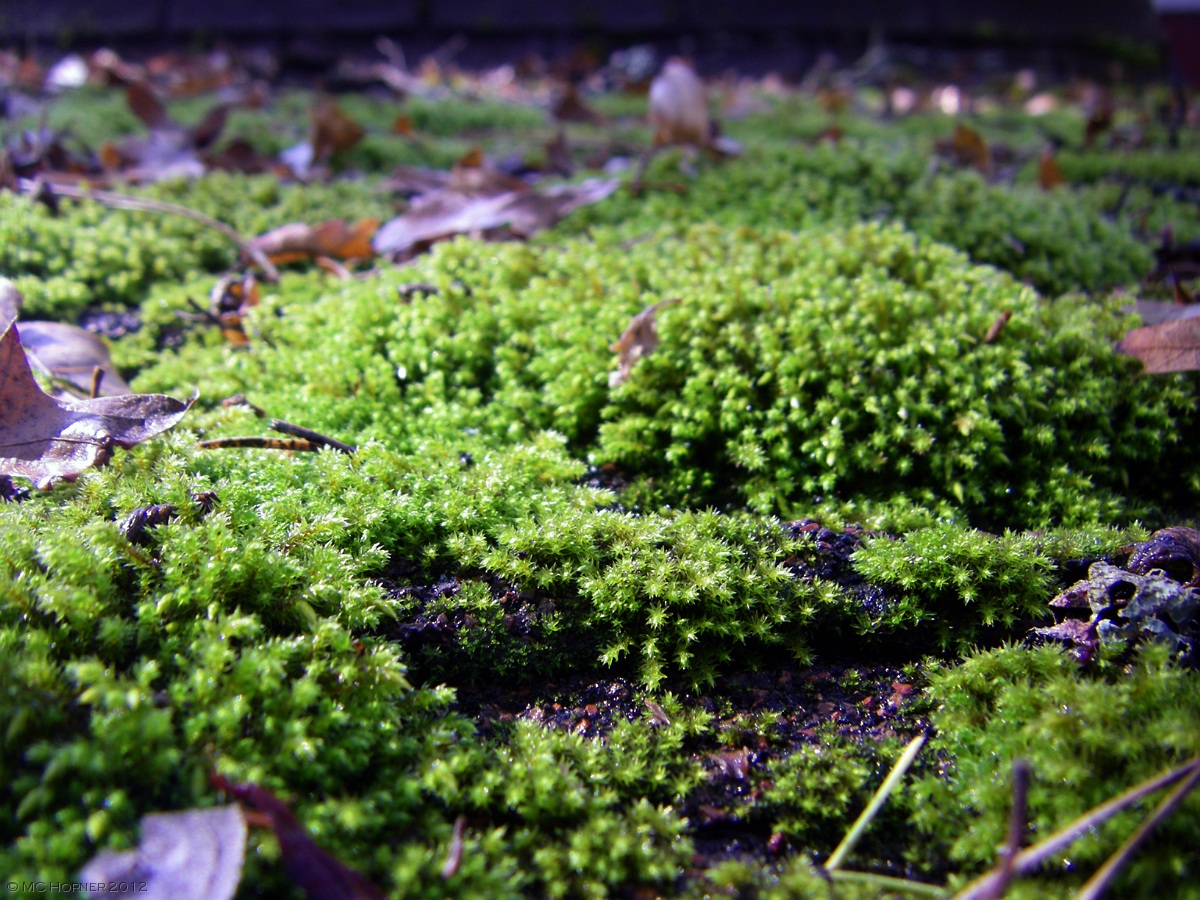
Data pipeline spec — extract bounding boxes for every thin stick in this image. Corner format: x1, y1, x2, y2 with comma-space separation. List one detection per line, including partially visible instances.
441, 815, 466, 880
1075, 757, 1200, 900
828, 869, 946, 897
978, 758, 1031, 900
197, 437, 319, 451
17, 178, 279, 282
825, 733, 927, 871
89, 366, 104, 399
269, 419, 357, 455
953, 754, 1200, 900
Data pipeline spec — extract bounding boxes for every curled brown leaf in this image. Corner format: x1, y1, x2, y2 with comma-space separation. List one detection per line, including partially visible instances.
0, 318, 192, 488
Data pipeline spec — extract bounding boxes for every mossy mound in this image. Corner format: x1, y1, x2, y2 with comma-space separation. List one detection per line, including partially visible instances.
3, 80, 1200, 897
187, 220, 1195, 528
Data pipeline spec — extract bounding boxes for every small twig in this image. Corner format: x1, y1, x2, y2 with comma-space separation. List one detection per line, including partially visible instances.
197, 437, 319, 452
1074, 757, 1200, 900
16, 177, 279, 282
89, 366, 104, 399
978, 758, 1031, 900
953, 754, 1200, 900
221, 393, 267, 417
825, 733, 927, 871
269, 419, 357, 455
396, 281, 440, 300
828, 870, 946, 897
441, 815, 466, 880
1106, 177, 1133, 219
183, 296, 225, 327
983, 310, 1012, 344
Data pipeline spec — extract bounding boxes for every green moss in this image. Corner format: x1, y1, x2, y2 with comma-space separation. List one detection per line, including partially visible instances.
913, 643, 1200, 898
3, 80, 1199, 896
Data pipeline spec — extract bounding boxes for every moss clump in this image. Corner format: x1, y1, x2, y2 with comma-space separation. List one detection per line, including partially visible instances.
556, 142, 1152, 294
850, 526, 1056, 650
368, 222, 1198, 526
761, 734, 915, 847
0, 174, 396, 319
912, 643, 1200, 898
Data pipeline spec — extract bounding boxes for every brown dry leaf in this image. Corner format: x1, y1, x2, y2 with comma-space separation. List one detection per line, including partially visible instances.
311, 96, 365, 161
1085, 91, 1115, 148
392, 114, 414, 136
373, 178, 618, 259
949, 123, 991, 174
553, 83, 602, 123
18, 321, 133, 396
1116, 317, 1200, 373
382, 164, 452, 196
126, 80, 171, 129
1038, 148, 1065, 190
252, 218, 379, 264
0, 318, 193, 488
447, 155, 528, 195
108, 79, 229, 182
79, 805, 246, 900
209, 273, 260, 345
649, 58, 710, 147
456, 146, 485, 169
212, 775, 388, 900
609, 298, 681, 388
1126, 300, 1200, 327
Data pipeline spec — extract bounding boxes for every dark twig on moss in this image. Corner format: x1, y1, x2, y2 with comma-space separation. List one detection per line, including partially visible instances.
270, 419, 357, 455
978, 758, 1031, 900
1075, 756, 1200, 900
16, 178, 280, 282
197, 436, 320, 452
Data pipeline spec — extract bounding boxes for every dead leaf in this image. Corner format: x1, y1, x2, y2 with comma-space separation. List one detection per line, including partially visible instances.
311, 96, 364, 161
0, 318, 193, 487
609, 298, 680, 388
1084, 90, 1115, 148
207, 273, 260, 345
212, 775, 388, 900
372, 178, 617, 260
456, 146, 485, 169
79, 805, 246, 900
1125, 300, 1200, 327
1037, 148, 1065, 190
1116, 317, 1200, 373
553, 83, 602, 123
948, 123, 991, 174
126, 80, 171, 130
189, 103, 231, 150
381, 164, 452, 196
252, 219, 379, 264
17, 321, 133, 396
649, 58, 710, 147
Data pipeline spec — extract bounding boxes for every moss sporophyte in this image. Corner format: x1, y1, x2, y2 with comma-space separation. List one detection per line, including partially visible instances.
1, 76, 1199, 897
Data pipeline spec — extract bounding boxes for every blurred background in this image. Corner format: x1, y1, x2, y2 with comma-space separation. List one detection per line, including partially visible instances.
0, 0, 1196, 85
